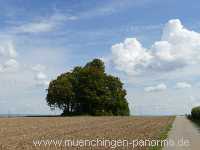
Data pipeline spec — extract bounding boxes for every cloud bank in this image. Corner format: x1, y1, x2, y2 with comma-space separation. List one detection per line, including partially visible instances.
0, 40, 49, 87
111, 19, 200, 75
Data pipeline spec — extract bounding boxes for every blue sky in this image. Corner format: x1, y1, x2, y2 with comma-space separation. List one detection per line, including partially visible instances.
1, 0, 200, 115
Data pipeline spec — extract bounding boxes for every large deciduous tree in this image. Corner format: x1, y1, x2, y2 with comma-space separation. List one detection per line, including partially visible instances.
46, 59, 130, 116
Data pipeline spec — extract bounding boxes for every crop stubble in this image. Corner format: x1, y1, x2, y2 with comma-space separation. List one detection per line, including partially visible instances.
0, 116, 174, 150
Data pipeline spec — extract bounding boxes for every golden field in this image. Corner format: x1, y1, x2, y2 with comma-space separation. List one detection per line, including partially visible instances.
0, 116, 174, 150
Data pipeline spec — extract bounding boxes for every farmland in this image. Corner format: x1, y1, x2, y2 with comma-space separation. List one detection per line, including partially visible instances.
0, 116, 174, 150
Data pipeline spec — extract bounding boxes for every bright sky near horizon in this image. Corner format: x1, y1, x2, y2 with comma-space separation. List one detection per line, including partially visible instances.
0, 0, 200, 115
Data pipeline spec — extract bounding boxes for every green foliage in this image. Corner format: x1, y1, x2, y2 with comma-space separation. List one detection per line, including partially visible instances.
46, 59, 130, 116
191, 106, 200, 120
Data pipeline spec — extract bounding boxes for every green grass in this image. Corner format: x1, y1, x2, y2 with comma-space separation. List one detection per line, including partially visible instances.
149, 116, 175, 150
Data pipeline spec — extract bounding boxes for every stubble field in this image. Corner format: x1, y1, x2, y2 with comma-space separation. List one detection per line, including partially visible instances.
0, 116, 174, 150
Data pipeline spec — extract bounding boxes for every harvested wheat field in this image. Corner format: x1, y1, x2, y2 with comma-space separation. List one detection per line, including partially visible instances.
0, 116, 174, 150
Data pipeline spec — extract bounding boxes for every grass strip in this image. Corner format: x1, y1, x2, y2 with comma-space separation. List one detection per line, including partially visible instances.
149, 116, 175, 150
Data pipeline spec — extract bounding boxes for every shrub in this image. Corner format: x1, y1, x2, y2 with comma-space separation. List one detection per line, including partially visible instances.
191, 106, 200, 120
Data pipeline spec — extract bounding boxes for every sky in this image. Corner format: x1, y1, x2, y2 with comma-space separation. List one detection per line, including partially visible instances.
1, 0, 200, 115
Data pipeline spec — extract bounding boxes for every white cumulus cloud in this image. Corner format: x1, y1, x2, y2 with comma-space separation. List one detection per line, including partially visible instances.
35, 72, 47, 80
2, 59, 19, 72
32, 64, 49, 87
111, 38, 152, 74
0, 40, 19, 73
176, 82, 191, 89
144, 83, 167, 92
34, 72, 49, 87
111, 19, 200, 75
0, 40, 17, 58
31, 64, 46, 72
0, 40, 49, 87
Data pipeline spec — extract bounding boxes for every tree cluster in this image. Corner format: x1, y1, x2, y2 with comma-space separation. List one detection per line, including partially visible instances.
46, 59, 130, 116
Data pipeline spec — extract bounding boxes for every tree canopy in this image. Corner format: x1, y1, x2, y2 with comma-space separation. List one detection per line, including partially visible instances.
46, 59, 130, 116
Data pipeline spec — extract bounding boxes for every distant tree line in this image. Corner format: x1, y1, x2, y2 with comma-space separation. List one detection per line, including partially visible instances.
46, 59, 130, 116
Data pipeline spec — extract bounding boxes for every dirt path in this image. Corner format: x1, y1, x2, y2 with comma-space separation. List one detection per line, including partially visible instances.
163, 116, 200, 150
